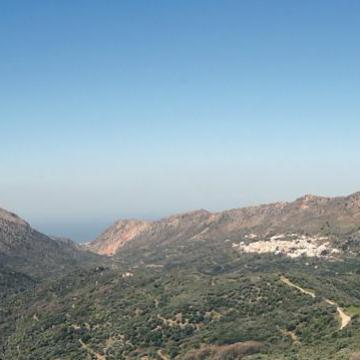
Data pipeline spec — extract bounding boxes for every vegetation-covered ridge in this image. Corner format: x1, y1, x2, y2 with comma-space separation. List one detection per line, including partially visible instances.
0, 207, 106, 297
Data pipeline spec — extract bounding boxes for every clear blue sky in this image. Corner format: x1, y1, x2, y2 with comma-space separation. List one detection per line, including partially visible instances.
1, 1, 360, 241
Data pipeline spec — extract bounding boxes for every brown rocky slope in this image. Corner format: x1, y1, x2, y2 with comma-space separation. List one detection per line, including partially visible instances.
87, 192, 360, 256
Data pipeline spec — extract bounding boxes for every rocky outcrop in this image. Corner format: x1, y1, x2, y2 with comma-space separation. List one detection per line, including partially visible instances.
88, 220, 152, 255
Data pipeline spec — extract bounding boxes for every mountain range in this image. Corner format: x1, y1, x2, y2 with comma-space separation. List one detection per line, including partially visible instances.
87, 192, 360, 259
2, 192, 360, 359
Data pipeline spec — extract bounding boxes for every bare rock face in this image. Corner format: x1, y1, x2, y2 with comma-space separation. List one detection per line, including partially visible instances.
89, 220, 152, 255
86, 209, 214, 255
0, 208, 28, 226
87, 192, 360, 257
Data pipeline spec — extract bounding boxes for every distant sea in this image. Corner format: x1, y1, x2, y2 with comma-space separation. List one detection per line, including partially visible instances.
31, 220, 114, 243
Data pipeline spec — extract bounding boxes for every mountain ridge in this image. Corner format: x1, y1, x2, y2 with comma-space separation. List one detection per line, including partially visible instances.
86, 191, 360, 256
0, 207, 104, 295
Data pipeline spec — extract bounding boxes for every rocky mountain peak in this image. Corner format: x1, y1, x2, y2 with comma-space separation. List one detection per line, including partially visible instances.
295, 194, 327, 203
0, 208, 28, 227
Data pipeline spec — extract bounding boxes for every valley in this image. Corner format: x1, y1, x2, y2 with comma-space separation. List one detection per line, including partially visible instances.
2, 192, 360, 359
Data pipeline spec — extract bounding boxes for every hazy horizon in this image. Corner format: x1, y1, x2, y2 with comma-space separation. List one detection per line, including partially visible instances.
10, 188, 360, 242
1, 1, 360, 241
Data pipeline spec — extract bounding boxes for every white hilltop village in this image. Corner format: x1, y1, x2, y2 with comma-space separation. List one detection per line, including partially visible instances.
232, 233, 341, 259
